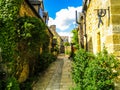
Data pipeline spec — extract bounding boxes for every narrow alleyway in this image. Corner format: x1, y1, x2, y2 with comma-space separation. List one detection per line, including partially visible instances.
32, 54, 74, 90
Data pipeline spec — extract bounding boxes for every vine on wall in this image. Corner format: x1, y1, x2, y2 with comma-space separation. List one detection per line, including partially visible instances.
0, 0, 23, 73
15, 16, 48, 78
0, 0, 23, 89
0, 0, 51, 89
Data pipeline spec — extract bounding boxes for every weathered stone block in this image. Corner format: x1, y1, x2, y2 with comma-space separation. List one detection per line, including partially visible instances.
112, 15, 120, 24
111, 0, 120, 5
113, 51, 120, 57
19, 1, 36, 17
112, 25, 120, 33
113, 45, 120, 51
113, 34, 120, 44
111, 5, 120, 14
18, 64, 29, 83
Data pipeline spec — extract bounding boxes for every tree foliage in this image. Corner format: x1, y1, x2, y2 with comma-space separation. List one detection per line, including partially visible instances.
16, 16, 47, 45
0, 1, 23, 89
0, 0, 23, 64
0, 0, 22, 21
71, 29, 79, 49
64, 42, 70, 46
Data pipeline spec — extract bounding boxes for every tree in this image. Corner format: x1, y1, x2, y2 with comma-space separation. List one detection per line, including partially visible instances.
64, 42, 70, 46
71, 28, 79, 49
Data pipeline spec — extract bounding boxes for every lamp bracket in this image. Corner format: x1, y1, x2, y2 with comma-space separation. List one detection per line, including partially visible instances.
95, 7, 110, 28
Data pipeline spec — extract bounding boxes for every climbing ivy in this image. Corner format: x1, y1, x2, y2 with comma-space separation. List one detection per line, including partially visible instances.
0, 0, 23, 89
16, 16, 47, 46
0, 0, 22, 21
0, 0, 23, 69
0, 0, 50, 89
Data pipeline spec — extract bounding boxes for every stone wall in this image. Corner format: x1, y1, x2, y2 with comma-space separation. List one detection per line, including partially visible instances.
85, 0, 109, 53
50, 25, 63, 53
20, 0, 53, 54
20, 1, 36, 17
84, 0, 120, 58
45, 28, 53, 53
110, 0, 120, 58
17, 0, 53, 83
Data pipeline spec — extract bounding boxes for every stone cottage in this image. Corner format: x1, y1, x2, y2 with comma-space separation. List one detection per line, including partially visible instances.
20, 0, 53, 53
18, 0, 53, 83
78, 0, 120, 58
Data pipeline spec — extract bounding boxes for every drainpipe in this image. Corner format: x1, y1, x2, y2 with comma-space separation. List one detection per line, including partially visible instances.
75, 11, 80, 48
83, 11, 88, 51
75, 11, 82, 48
76, 11, 85, 49
75, 11, 81, 24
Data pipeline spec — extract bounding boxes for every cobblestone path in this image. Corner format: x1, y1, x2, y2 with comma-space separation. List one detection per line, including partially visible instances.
32, 54, 74, 90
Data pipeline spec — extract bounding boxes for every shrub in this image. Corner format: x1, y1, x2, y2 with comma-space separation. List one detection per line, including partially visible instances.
72, 49, 120, 90
35, 52, 57, 73
5, 77, 20, 90
0, 70, 6, 90
72, 49, 94, 90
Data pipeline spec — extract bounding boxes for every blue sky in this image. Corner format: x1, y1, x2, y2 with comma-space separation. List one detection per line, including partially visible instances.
43, 0, 83, 36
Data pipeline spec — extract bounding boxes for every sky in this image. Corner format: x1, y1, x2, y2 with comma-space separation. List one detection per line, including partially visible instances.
43, 0, 83, 36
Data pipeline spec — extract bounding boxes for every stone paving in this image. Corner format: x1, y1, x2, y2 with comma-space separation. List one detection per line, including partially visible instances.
32, 54, 74, 90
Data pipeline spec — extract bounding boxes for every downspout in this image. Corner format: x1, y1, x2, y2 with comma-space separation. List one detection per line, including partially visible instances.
75, 11, 80, 48
75, 11, 81, 24
75, 11, 85, 49
75, 11, 81, 48
83, 11, 88, 51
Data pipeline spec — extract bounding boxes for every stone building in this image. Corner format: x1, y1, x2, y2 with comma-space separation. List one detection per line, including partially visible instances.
29, 0, 49, 24
49, 25, 63, 53
18, 0, 53, 83
61, 36, 69, 43
78, 0, 120, 58
20, 0, 53, 53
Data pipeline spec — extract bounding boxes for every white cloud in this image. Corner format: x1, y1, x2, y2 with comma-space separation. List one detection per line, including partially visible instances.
48, 6, 82, 31
48, 17, 55, 26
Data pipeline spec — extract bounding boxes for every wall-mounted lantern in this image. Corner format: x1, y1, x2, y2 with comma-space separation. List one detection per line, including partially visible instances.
95, 7, 110, 28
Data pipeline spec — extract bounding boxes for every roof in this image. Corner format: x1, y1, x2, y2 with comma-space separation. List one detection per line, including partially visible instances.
25, 0, 53, 36
29, 1, 41, 5
82, 0, 91, 12
29, 0, 44, 10
25, 0, 41, 18
49, 25, 63, 41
